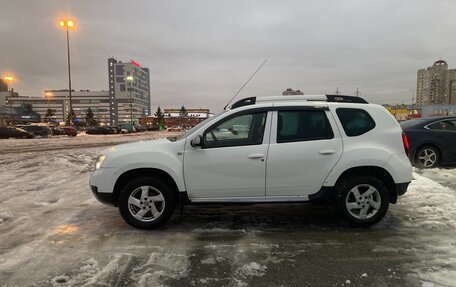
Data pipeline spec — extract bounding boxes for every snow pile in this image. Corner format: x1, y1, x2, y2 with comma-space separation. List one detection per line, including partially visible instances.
51, 259, 100, 286
396, 172, 456, 230
405, 233, 456, 287
390, 169, 456, 286
0, 211, 13, 224
238, 262, 267, 277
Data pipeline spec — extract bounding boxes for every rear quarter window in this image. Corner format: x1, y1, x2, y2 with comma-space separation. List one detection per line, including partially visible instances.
336, 108, 376, 137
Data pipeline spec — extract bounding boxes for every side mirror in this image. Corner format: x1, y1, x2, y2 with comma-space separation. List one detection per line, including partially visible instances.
190, 135, 204, 147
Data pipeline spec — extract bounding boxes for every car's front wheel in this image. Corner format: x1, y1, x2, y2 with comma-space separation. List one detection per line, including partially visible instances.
334, 176, 389, 227
119, 177, 176, 229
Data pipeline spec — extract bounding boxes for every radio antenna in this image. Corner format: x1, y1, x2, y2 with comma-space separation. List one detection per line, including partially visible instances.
223, 59, 268, 110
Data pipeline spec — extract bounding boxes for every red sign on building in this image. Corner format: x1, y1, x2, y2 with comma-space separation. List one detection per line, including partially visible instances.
131, 60, 141, 68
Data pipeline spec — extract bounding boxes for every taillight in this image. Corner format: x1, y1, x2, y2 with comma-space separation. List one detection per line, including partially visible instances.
402, 132, 410, 156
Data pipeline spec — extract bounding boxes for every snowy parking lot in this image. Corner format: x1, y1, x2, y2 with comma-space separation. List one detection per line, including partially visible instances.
1, 132, 456, 286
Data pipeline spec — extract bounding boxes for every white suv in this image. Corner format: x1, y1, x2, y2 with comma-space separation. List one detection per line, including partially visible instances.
90, 95, 413, 229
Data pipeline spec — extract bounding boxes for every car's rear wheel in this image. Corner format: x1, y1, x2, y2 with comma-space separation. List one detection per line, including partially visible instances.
334, 176, 389, 227
415, 145, 439, 168
119, 177, 176, 229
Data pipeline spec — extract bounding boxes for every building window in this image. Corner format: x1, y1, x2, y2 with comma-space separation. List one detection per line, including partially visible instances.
120, 84, 126, 91
115, 65, 124, 75
116, 77, 125, 83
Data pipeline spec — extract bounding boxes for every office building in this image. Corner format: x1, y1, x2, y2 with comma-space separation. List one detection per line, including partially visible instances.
139, 108, 212, 128
108, 58, 151, 125
416, 60, 456, 105
10, 90, 111, 124
282, 88, 304, 96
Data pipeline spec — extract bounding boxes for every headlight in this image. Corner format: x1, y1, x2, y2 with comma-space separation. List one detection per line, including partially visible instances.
95, 154, 106, 169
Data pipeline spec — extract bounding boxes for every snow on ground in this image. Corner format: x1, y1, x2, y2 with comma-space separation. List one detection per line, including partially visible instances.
0, 134, 456, 286
0, 131, 180, 155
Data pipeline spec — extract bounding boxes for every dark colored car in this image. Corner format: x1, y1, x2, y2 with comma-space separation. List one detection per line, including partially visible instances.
400, 116, 456, 168
21, 125, 53, 137
0, 127, 34, 139
146, 125, 159, 131
61, 126, 78, 137
86, 126, 115, 135
134, 124, 147, 132
110, 126, 121, 134
50, 126, 65, 135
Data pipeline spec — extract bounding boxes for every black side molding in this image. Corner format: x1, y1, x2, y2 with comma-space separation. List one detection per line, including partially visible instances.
91, 185, 116, 206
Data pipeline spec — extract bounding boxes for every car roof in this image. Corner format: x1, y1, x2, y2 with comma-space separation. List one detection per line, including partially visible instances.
400, 116, 456, 129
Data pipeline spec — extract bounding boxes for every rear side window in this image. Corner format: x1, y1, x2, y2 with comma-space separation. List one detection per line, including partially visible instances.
336, 108, 375, 137
277, 110, 334, 143
427, 120, 456, 131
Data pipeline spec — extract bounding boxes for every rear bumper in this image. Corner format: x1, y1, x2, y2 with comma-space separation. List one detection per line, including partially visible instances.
396, 182, 410, 196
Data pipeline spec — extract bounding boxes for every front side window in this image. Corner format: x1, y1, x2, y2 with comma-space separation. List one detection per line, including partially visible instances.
336, 108, 376, 137
203, 112, 267, 148
427, 120, 456, 131
277, 110, 334, 143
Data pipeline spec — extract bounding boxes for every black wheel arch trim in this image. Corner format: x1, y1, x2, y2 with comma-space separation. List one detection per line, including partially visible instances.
112, 168, 180, 206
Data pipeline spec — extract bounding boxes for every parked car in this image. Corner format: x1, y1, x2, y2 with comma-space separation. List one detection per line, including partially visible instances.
90, 95, 413, 229
110, 126, 121, 134
167, 126, 183, 132
50, 126, 65, 136
146, 125, 159, 131
61, 126, 78, 137
134, 124, 147, 132
21, 125, 53, 137
400, 116, 456, 168
0, 127, 34, 139
118, 123, 136, 133
86, 126, 115, 135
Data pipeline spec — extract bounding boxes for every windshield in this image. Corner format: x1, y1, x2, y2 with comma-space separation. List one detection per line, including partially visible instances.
172, 110, 227, 141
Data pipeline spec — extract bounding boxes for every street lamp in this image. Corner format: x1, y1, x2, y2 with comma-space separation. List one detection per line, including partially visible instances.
58, 19, 75, 125
126, 76, 134, 123
45, 92, 52, 108
4, 75, 14, 124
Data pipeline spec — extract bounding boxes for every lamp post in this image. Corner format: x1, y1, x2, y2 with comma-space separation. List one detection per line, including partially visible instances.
4, 76, 14, 124
45, 92, 52, 109
126, 76, 134, 123
58, 19, 75, 125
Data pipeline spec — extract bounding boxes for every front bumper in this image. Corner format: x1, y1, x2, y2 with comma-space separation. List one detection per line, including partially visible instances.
89, 167, 119, 206
90, 185, 115, 206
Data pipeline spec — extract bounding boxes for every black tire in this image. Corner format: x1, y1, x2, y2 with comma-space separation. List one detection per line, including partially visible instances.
119, 177, 176, 229
334, 176, 389, 227
415, 145, 440, 169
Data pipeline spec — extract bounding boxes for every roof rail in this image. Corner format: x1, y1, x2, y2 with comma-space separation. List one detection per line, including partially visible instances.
230, 94, 368, 109
231, 97, 256, 109
325, 94, 368, 104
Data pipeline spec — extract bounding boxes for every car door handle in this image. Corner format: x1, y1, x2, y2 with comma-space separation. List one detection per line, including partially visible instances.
319, 150, 335, 155
247, 154, 264, 159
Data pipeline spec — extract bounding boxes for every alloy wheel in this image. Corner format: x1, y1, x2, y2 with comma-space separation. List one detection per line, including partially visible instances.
418, 149, 437, 168
345, 184, 381, 220
127, 185, 165, 222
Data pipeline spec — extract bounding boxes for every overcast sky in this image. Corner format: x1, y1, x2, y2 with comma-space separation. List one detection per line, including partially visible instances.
1, 0, 456, 112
